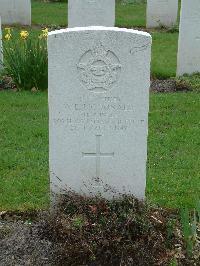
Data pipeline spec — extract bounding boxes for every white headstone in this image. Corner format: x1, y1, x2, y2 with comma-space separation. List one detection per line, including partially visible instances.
48, 27, 151, 199
177, 0, 200, 76
68, 0, 115, 27
0, 0, 31, 26
146, 0, 178, 28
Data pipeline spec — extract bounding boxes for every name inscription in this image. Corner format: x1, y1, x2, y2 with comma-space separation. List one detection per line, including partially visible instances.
53, 96, 145, 132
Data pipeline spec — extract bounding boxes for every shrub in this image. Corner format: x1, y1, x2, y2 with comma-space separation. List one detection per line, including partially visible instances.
2, 28, 48, 91
176, 73, 200, 92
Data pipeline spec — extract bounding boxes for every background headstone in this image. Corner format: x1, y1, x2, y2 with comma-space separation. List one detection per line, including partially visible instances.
146, 0, 178, 28
0, 0, 31, 26
48, 27, 151, 199
177, 0, 200, 76
68, 0, 115, 27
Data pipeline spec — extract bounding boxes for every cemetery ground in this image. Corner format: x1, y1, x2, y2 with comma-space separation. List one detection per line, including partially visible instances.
34, 0, 179, 78
0, 0, 199, 210
0, 59, 200, 265
0, 1, 200, 265
0, 91, 200, 211
32, 0, 147, 28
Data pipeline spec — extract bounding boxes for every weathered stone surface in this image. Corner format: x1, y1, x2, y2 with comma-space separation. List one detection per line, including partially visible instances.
68, 0, 115, 27
177, 0, 200, 76
48, 27, 151, 199
146, 0, 178, 28
0, 0, 31, 25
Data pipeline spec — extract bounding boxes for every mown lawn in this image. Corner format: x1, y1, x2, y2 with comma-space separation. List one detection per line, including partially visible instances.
0, 92, 49, 210
151, 32, 178, 78
147, 93, 200, 208
0, 91, 199, 210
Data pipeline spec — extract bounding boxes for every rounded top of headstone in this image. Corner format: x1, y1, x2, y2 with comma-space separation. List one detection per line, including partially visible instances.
48, 26, 151, 40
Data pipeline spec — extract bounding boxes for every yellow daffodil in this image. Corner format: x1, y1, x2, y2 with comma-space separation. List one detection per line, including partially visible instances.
42, 28, 48, 37
4, 27, 12, 41
39, 28, 48, 39
5, 33, 11, 41
20, 30, 29, 40
5, 27, 11, 34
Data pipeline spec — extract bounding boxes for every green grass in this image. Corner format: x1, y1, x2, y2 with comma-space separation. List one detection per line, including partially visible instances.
116, 1, 146, 28
151, 32, 178, 78
32, 1, 67, 27
0, 91, 199, 210
147, 93, 200, 208
0, 91, 49, 210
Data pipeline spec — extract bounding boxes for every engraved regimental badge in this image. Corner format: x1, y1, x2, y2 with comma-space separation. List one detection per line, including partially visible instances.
77, 43, 121, 93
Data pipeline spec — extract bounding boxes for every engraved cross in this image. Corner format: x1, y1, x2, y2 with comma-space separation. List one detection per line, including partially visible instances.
82, 135, 114, 179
